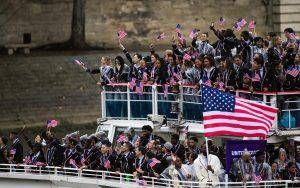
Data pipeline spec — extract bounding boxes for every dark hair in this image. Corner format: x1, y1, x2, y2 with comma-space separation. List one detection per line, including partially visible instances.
151, 53, 160, 60
124, 141, 133, 151
284, 28, 295, 34
287, 161, 295, 168
0, 136, 8, 145
10, 131, 18, 135
115, 56, 125, 66
134, 53, 142, 60
145, 151, 155, 159
189, 152, 198, 161
201, 32, 209, 37
267, 32, 277, 38
224, 29, 235, 38
137, 146, 146, 155
234, 54, 242, 60
255, 150, 265, 158
253, 53, 264, 66
241, 31, 251, 41
203, 55, 215, 66
171, 134, 179, 140
225, 57, 235, 70
142, 125, 153, 132
253, 37, 263, 45
189, 136, 198, 143
102, 140, 112, 147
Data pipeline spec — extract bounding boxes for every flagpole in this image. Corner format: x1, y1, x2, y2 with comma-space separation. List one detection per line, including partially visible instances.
205, 137, 210, 181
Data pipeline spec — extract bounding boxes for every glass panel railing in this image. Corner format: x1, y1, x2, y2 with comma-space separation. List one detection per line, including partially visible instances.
102, 84, 299, 128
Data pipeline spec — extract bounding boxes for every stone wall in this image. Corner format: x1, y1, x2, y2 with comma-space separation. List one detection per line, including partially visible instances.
0, 0, 73, 46
85, 0, 274, 48
0, 0, 275, 49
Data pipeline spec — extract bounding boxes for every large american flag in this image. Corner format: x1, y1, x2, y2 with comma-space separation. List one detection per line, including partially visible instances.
201, 85, 278, 138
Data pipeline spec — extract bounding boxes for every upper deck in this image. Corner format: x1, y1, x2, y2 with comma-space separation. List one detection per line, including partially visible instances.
100, 84, 300, 136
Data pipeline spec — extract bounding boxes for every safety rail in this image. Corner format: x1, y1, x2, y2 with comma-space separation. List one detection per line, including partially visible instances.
0, 164, 299, 188
101, 83, 300, 130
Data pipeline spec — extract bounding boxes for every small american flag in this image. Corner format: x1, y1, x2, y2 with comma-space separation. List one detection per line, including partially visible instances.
163, 84, 169, 98
47, 120, 58, 128
80, 158, 86, 165
183, 53, 191, 61
204, 79, 212, 87
202, 85, 278, 138
251, 73, 261, 82
183, 125, 189, 134
243, 73, 251, 79
218, 81, 225, 89
189, 28, 197, 39
173, 72, 181, 80
149, 158, 161, 168
69, 159, 78, 168
135, 82, 144, 95
286, 67, 299, 77
238, 18, 247, 27
219, 17, 225, 25
157, 33, 166, 41
234, 22, 242, 31
143, 72, 148, 81
117, 31, 127, 40
177, 32, 185, 41
289, 33, 297, 39
35, 161, 46, 166
129, 78, 136, 90
253, 174, 262, 184
117, 134, 126, 143
175, 24, 181, 33
24, 156, 31, 165
104, 160, 111, 169
248, 20, 256, 29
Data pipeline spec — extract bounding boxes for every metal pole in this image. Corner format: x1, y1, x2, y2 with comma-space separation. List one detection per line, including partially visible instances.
205, 137, 210, 181
127, 85, 131, 120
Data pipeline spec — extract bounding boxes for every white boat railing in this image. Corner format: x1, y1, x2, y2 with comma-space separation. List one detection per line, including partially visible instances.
101, 83, 300, 130
0, 164, 299, 188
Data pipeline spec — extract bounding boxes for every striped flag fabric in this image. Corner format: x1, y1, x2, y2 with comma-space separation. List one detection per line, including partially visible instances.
253, 174, 262, 184
135, 82, 144, 95
201, 85, 278, 138
177, 32, 185, 41
149, 158, 161, 168
238, 18, 247, 27
47, 120, 58, 128
203, 79, 212, 87
183, 53, 191, 61
163, 84, 169, 98
233, 22, 242, 31
286, 67, 299, 77
248, 20, 256, 29
251, 73, 261, 82
218, 81, 225, 89
157, 33, 166, 40
129, 78, 136, 90
243, 73, 251, 79
175, 24, 181, 33
104, 160, 111, 169
189, 28, 198, 39
289, 33, 297, 39
117, 31, 127, 40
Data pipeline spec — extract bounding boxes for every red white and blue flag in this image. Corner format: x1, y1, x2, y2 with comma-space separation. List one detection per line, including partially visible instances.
183, 53, 191, 61
219, 17, 226, 25
157, 33, 166, 41
149, 158, 161, 168
47, 120, 58, 128
189, 28, 198, 39
286, 67, 299, 77
251, 73, 261, 82
238, 18, 247, 27
117, 31, 127, 40
201, 85, 278, 138
248, 20, 256, 29
175, 24, 181, 33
